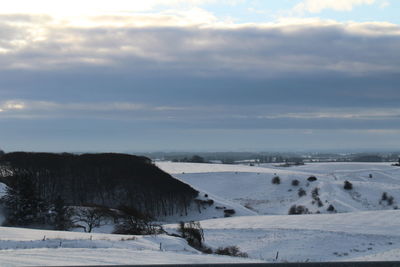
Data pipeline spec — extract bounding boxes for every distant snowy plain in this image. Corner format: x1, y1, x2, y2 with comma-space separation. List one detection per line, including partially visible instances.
0, 161, 399, 265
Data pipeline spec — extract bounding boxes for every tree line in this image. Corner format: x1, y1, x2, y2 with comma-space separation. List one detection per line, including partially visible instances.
0, 152, 198, 228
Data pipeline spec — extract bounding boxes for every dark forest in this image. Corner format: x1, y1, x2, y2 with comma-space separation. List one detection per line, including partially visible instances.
0, 152, 198, 218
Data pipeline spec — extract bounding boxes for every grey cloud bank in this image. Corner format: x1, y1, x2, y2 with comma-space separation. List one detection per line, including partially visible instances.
0, 15, 399, 151
1, 19, 400, 74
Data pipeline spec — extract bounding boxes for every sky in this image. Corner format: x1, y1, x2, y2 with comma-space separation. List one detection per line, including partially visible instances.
0, 0, 399, 152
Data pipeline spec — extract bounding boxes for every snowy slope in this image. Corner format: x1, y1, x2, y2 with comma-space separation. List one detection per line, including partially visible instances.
158, 162, 303, 175
159, 189, 256, 223
157, 162, 400, 215
158, 162, 400, 262
0, 162, 399, 265
165, 210, 400, 262
0, 227, 261, 266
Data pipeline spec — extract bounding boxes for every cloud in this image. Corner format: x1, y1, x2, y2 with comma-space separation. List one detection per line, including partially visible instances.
0, 100, 189, 113
257, 108, 400, 120
0, 15, 399, 78
2, 100, 400, 133
294, 0, 376, 13
0, 100, 26, 112
0, 100, 197, 122
0, 0, 218, 16
380, 1, 390, 8
0, 15, 399, 120
0, 3, 398, 151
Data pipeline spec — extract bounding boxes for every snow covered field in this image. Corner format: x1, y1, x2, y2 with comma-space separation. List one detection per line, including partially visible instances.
158, 162, 400, 215
0, 227, 261, 266
192, 210, 400, 262
158, 162, 400, 263
0, 161, 399, 265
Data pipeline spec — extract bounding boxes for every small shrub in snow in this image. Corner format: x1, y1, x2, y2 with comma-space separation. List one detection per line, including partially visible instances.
387, 196, 394, 206
380, 192, 395, 206
202, 247, 213, 254
272, 176, 281, 184
195, 199, 214, 206
298, 188, 307, 197
244, 204, 253, 210
112, 206, 160, 235
214, 246, 248, 258
291, 179, 300, 186
327, 204, 336, 212
120, 236, 136, 241
113, 217, 162, 236
224, 209, 236, 217
288, 205, 309, 215
311, 187, 320, 200
311, 197, 323, 207
343, 181, 353, 190
178, 221, 204, 250
307, 176, 317, 182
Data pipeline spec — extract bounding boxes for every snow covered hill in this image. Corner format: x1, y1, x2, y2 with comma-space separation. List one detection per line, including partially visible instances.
0, 161, 399, 265
157, 162, 400, 216
156, 162, 400, 263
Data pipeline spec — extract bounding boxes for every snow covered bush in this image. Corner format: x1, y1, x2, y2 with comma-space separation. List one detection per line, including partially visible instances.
307, 176, 317, 182
387, 196, 394, 205
291, 179, 300, 186
288, 205, 309, 215
344, 181, 353, 190
315, 199, 324, 207
195, 199, 214, 206
327, 204, 336, 212
113, 206, 163, 235
380, 192, 395, 206
224, 209, 236, 217
311, 187, 320, 200
178, 221, 205, 250
272, 176, 281, 184
214, 246, 248, 258
298, 188, 307, 197
310, 187, 323, 207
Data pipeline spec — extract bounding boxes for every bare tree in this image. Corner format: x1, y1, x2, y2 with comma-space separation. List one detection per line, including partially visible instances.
74, 207, 105, 233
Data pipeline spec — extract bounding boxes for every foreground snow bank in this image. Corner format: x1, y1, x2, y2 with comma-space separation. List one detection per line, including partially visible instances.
166, 210, 400, 263
0, 248, 261, 266
0, 227, 261, 266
